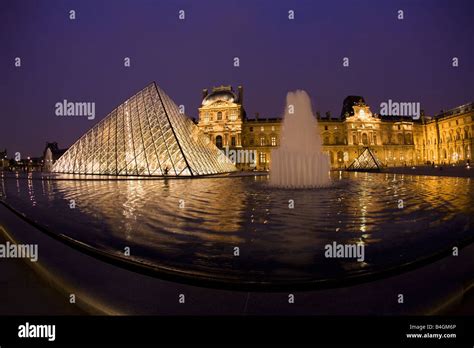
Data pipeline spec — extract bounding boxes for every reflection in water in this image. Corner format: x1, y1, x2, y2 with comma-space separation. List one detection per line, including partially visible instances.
0, 172, 473, 283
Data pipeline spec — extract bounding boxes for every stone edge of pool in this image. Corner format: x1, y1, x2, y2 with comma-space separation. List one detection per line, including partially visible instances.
0, 171, 269, 181
1, 200, 473, 315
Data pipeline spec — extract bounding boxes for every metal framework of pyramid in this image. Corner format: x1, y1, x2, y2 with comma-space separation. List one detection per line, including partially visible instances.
52, 82, 237, 176
347, 147, 383, 171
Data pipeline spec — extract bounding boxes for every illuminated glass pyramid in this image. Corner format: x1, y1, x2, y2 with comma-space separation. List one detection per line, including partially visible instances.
347, 147, 382, 171
53, 82, 237, 176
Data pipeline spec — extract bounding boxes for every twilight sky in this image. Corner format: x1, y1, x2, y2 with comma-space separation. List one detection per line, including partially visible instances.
0, 0, 473, 157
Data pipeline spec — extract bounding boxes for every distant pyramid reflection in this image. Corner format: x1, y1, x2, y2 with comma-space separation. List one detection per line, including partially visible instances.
53, 82, 237, 176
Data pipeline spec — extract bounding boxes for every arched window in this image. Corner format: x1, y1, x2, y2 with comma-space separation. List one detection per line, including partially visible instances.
352, 134, 357, 145
362, 133, 368, 146
216, 135, 223, 148
397, 133, 404, 144
405, 133, 412, 145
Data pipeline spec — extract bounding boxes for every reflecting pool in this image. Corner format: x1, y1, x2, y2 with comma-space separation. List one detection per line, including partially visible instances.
0, 172, 472, 286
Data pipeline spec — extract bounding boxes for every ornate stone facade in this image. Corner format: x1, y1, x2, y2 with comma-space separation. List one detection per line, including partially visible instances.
420, 103, 474, 165
198, 85, 474, 170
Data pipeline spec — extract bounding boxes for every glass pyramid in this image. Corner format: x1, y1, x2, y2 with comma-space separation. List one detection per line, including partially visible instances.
347, 147, 383, 171
52, 82, 237, 176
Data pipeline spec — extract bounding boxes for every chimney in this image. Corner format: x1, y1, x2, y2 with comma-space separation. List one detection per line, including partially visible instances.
202, 88, 208, 100
238, 85, 243, 104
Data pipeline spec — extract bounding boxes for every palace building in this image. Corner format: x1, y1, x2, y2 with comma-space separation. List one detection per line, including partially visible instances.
197, 85, 474, 170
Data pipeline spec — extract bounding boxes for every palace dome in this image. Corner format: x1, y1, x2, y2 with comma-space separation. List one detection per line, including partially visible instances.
202, 89, 237, 106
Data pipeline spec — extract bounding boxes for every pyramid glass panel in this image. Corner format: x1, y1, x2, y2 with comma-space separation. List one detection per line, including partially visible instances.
53, 82, 237, 176
347, 147, 383, 171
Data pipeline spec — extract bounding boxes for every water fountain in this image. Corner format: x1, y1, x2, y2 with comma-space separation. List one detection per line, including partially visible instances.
270, 90, 331, 188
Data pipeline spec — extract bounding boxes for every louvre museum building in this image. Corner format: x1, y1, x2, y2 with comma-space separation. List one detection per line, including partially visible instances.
51, 82, 474, 175
197, 85, 473, 171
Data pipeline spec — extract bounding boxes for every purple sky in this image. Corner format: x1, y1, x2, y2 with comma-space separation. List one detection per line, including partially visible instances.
1, 0, 473, 157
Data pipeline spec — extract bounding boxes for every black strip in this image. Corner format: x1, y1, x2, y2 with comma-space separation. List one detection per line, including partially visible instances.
0, 316, 472, 344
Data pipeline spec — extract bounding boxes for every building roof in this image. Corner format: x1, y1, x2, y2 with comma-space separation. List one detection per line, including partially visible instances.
434, 102, 474, 120
202, 86, 238, 106
340, 96, 366, 119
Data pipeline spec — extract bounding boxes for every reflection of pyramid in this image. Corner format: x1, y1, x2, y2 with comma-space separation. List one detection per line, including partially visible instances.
53, 82, 236, 176
347, 147, 383, 171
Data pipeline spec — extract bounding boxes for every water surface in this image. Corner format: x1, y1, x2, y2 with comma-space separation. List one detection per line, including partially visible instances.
1, 172, 472, 285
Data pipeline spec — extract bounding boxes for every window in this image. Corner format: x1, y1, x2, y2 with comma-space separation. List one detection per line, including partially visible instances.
271, 136, 276, 146
259, 152, 266, 164
362, 133, 368, 146
216, 135, 223, 148
217, 112, 222, 120
397, 133, 404, 144
260, 137, 266, 146
324, 126, 328, 130
250, 127, 253, 132
260, 126, 264, 132
271, 126, 275, 131
231, 136, 236, 147
229, 111, 237, 121
352, 134, 357, 144
250, 138, 254, 145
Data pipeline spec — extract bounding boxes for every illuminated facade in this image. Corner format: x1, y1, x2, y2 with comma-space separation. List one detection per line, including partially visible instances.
420, 103, 474, 165
198, 85, 245, 149
53, 83, 236, 176
198, 86, 474, 170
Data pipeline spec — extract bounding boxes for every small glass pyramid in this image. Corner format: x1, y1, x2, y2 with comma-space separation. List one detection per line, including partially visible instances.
52, 82, 237, 176
347, 147, 383, 171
